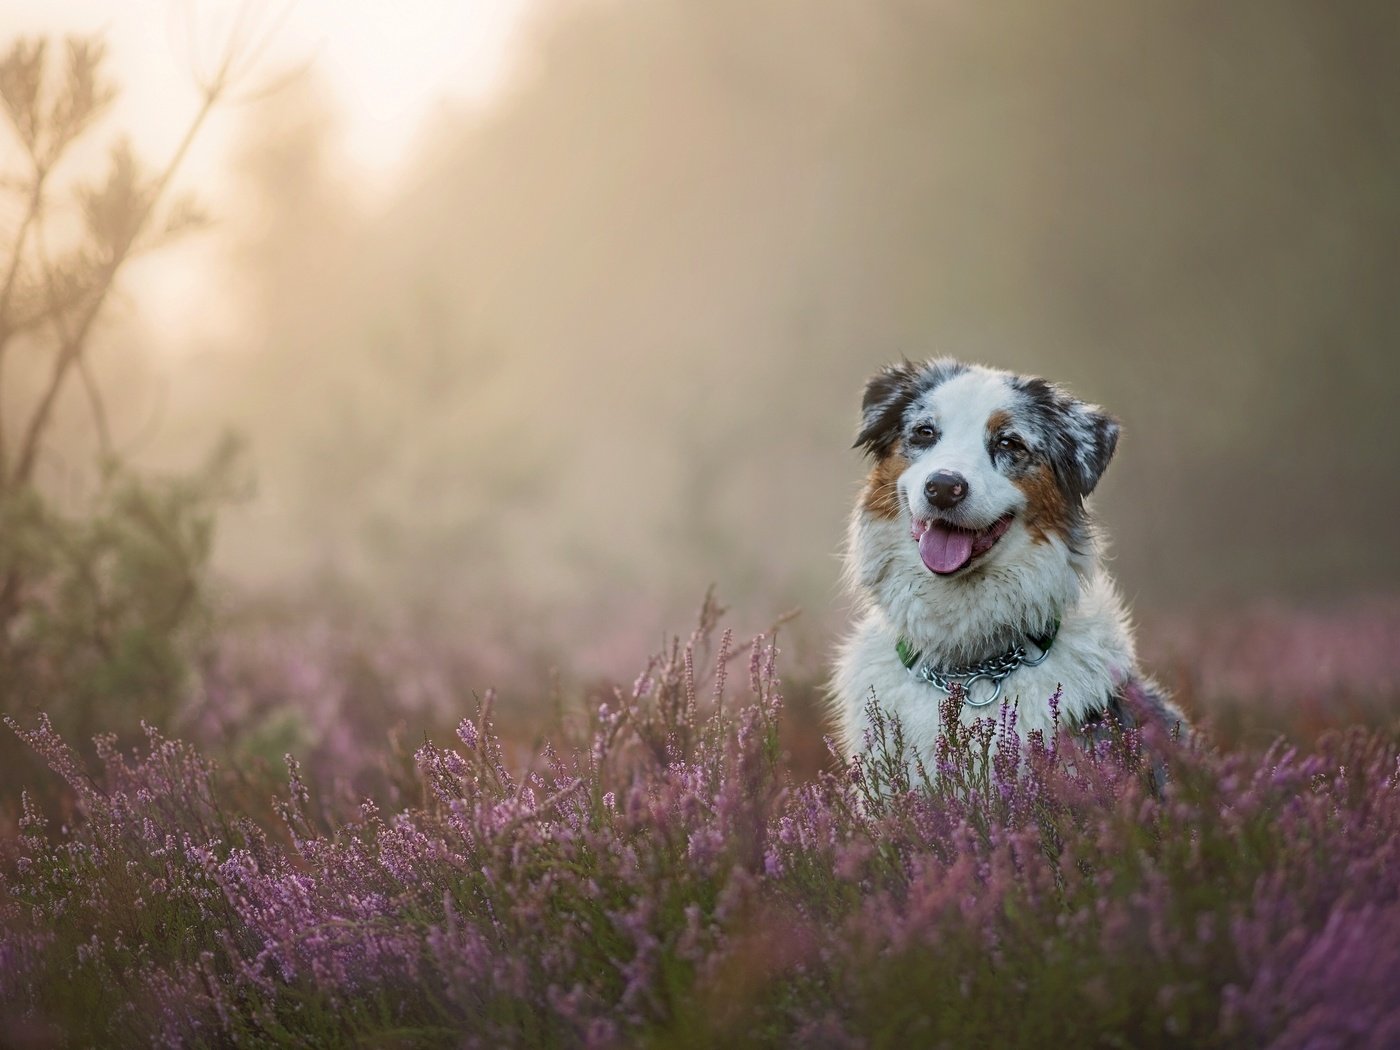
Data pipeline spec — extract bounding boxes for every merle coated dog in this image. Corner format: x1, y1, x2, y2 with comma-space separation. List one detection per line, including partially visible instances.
831, 359, 1183, 763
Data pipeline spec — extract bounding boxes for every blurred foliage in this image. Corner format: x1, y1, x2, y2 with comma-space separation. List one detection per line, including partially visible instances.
0, 34, 241, 753
0, 439, 246, 737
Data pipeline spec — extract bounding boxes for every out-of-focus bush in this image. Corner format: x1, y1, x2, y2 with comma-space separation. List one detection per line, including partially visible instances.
0, 34, 252, 793
0, 441, 243, 736
1142, 598, 1400, 746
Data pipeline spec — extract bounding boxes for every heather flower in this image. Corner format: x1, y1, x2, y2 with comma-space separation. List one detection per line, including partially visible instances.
3, 607, 1399, 1047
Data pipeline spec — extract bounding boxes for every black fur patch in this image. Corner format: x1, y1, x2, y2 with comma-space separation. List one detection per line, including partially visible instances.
854, 359, 966, 458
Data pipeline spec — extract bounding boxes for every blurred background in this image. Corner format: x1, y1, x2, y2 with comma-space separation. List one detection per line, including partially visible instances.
2, 0, 1398, 788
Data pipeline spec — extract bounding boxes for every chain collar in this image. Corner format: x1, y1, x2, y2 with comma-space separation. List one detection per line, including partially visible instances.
896, 618, 1060, 709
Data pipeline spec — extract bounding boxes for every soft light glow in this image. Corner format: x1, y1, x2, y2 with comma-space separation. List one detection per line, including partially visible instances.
0, 0, 532, 180
0, 1, 533, 342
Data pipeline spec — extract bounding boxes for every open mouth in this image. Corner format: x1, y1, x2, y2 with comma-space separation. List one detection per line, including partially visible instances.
910, 513, 1014, 575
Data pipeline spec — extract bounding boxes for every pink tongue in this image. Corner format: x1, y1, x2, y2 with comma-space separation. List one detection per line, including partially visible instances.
919, 523, 974, 574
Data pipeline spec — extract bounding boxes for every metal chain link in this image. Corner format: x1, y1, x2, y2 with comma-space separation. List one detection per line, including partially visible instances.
907, 638, 1053, 708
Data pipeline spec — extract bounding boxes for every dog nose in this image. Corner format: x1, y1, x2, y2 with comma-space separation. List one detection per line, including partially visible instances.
924, 471, 969, 510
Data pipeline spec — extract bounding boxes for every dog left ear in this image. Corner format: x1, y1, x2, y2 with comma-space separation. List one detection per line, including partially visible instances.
1060, 402, 1121, 499
853, 362, 920, 457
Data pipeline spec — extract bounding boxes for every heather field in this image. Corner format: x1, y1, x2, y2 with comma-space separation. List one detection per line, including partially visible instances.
3, 597, 1399, 1048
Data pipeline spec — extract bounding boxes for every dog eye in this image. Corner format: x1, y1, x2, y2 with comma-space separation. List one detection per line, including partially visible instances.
912, 424, 939, 442
997, 434, 1027, 455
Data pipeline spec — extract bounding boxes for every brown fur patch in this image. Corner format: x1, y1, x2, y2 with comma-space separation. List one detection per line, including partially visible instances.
1015, 462, 1075, 544
861, 451, 908, 520
985, 409, 1013, 437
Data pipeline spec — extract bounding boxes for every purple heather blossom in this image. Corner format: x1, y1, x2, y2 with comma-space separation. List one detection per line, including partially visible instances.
3, 609, 1399, 1046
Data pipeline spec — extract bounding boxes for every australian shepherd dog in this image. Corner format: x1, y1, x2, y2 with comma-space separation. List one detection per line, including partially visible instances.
831, 359, 1183, 763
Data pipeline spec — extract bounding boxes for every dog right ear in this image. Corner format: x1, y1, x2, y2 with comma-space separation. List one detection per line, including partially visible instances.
853, 362, 920, 456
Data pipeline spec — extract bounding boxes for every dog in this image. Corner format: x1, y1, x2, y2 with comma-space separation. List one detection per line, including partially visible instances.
831, 359, 1183, 763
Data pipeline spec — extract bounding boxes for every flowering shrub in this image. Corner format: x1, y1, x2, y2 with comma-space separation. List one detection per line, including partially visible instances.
1146, 598, 1400, 745
3, 607, 1399, 1048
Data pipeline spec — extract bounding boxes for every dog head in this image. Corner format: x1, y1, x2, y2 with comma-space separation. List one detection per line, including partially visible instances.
849, 359, 1119, 650
855, 359, 1119, 572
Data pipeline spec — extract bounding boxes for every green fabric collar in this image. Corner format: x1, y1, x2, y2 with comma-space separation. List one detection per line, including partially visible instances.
896, 617, 1061, 673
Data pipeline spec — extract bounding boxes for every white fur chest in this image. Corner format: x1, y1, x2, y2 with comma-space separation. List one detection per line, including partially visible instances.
831, 572, 1137, 760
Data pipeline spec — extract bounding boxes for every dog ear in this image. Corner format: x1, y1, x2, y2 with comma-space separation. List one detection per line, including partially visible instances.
1020, 377, 1120, 500
853, 362, 920, 457
1057, 400, 1121, 500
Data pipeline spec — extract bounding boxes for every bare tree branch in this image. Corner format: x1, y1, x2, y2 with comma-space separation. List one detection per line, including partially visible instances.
7, 1, 290, 489
0, 178, 45, 334
75, 352, 112, 461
